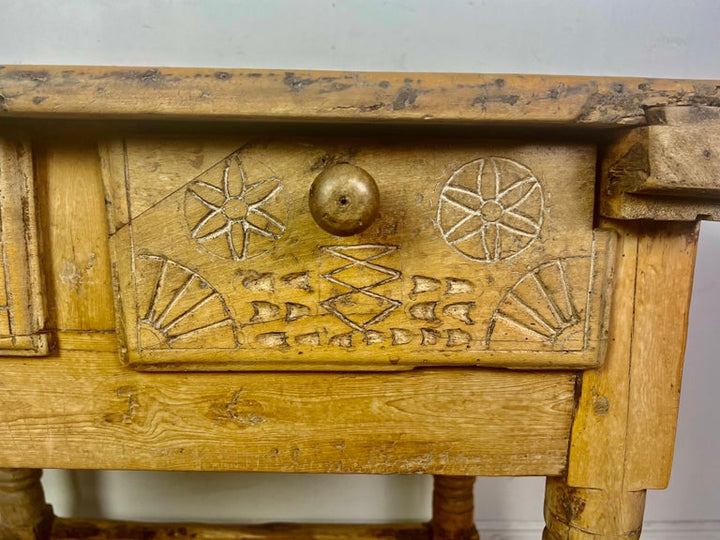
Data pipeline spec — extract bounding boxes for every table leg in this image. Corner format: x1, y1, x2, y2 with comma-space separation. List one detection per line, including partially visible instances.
543, 476, 645, 540
0, 469, 53, 540
431, 475, 479, 540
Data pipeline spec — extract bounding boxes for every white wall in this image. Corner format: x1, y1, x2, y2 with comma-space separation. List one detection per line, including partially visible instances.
1, 1, 718, 536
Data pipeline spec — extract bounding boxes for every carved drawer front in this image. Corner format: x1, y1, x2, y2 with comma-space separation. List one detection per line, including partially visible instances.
102, 136, 613, 371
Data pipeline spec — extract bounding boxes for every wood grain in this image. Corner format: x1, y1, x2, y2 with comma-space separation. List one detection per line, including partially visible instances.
34, 140, 115, 332
104, 136, 613, 371
0, 139, 48, 355
0, 345, 575, 475
0, 469, 53, 540
544, 477, 645, 540
623, 222, 700, 490
566, 221, 639, 490
52, 518, 430, 540
600, 106, 720, 221
566, 221, 701, 492
0, 68, 711, 536
431, 476, 479, 540
0, 66, 718, 127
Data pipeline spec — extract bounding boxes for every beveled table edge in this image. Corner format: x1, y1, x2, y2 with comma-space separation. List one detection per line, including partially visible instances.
0, 65, 718, 126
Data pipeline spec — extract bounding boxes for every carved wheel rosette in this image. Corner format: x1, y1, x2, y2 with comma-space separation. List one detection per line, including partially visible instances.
437, 157, 544, 262
184, 153, 287, 261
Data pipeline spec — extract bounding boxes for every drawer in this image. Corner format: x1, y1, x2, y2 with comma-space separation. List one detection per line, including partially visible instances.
102, 135, 614, 371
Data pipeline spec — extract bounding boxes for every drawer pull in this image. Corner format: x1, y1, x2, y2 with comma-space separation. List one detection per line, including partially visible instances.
309, 163, 380, 236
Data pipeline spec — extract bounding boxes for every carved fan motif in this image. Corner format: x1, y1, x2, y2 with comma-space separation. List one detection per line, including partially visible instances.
437, 157, 544, 262
137, 255, 239, 350
487, 257, 591, 351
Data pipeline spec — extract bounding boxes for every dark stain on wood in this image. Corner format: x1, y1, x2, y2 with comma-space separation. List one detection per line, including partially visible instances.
607, 143, 650, 195
557, 485, 587, 523
318, 81, 353, 93
546, 82, 589, 100
330, 102, 385, 113
471, 94, 520, 110
456, 78, 507, 91
208, 390, 266, 429
53, 518, 431, 540
3, 69, 50, 83
592, 395, 610, 416
104, 386, 138, 424
283, 72, 349, 93
392, 86, 423, 111
97, 69, 183, 87
0, 67, 718, 126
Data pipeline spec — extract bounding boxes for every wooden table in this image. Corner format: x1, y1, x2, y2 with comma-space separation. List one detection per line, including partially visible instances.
0, 66, 718, 540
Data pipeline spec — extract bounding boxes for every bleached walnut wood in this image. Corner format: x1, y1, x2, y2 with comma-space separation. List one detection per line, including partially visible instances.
566, 221, 639, 490
600, 106, 720, 221
567, 221, 700, 492
624, 222, 699, 490
431, 476, 479, 540
0, 469, 53, 540
0, 140, 48, 354
34, 141, 115, 332
104, 137, 613, 371
0, 349, 575, 475
543, 477, 645, 540
0, 66, 717, 538
51, 518, 430, 540
0, 138, 582, 475
553, 221, 700, 538
0, 67, 719, 127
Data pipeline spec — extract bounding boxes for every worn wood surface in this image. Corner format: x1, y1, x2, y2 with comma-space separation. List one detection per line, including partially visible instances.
567, 221, 639, 490
51, 518, 430, 540
431, 476, 478, 540
104, 136, 613, 371
0, 346, 575, 475
0, 68, 712, 535
0, 135, 577, 475
34, 140, 115, 332
567, 221, 700, 492
0, 140, 48, 354
600, 106, 720, 220
0, 469, 53, 540
623, 222, 699, 490
543, 477, 646, 540
0, 66, 719, 127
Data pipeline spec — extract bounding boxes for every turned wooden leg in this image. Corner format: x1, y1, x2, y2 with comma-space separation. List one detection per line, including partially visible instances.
0, 469, 53, 540
430, 475, 479, 540
543, 476, 646, 540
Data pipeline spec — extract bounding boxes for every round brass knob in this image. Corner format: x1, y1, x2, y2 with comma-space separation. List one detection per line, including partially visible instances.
309, 163, 380, 236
